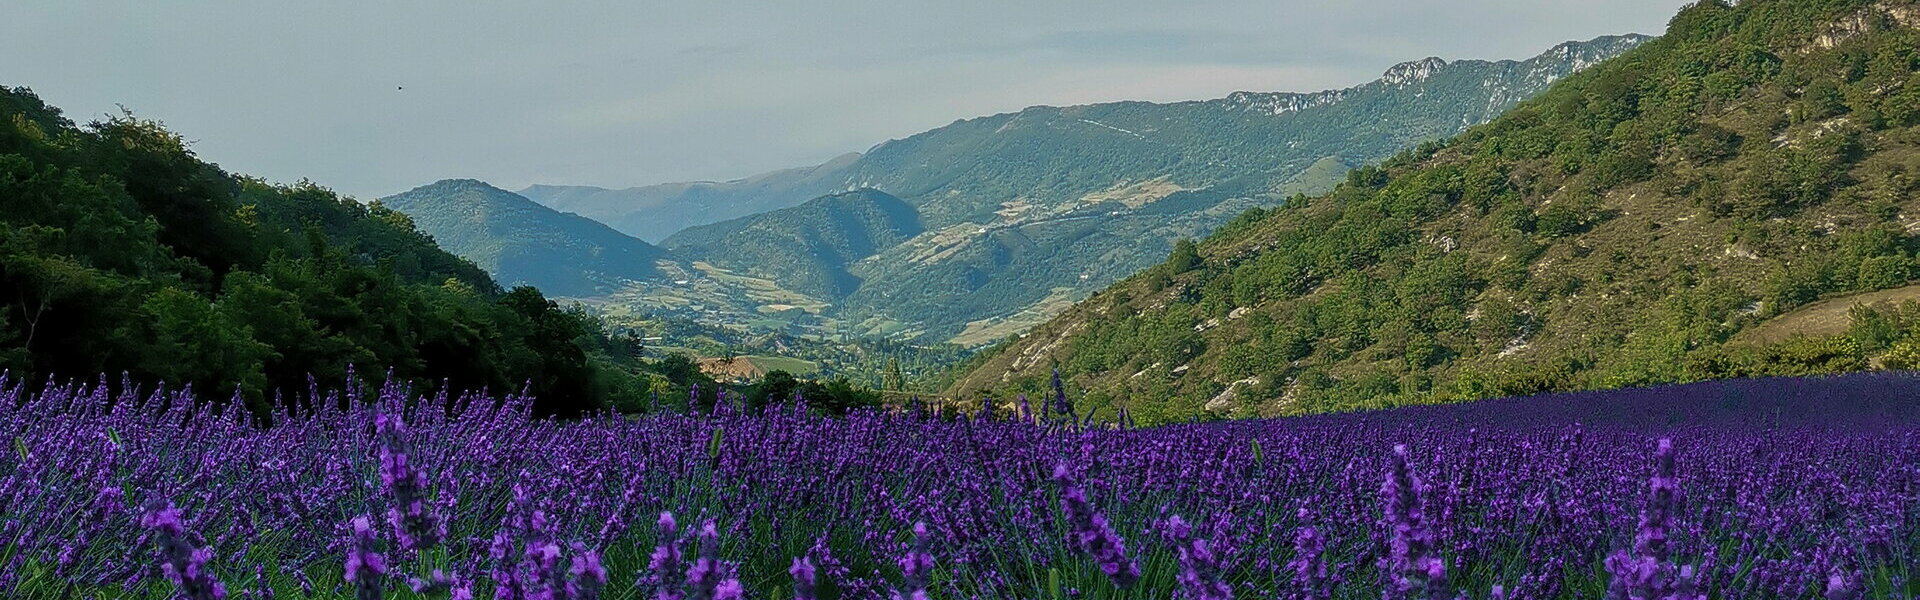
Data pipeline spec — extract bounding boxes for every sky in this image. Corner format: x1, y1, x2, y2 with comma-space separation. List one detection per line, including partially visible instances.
2, 1, 1691, 200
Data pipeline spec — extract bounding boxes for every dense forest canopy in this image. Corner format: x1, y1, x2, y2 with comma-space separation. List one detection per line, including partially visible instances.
951, 0, 1920, 424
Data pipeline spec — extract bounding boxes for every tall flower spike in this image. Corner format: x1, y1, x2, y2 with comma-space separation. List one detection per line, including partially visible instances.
343, 515, 387, 600
894, 521, 934, 600
569, 545, 609, 600
648, 512, 686, 600
1161, 515, 1232, 600
1052, 465, 1141, 588
1290, 511, 1331, 600
376, 412, 444, 553
1604, 439, 1702, 600
1381, 444, 1448, 600
142, 501, 228, 600
791, 556, 818, 600
685, 519, 742, 600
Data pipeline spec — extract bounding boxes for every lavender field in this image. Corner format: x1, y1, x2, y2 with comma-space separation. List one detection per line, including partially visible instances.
3, 372, 1917, 600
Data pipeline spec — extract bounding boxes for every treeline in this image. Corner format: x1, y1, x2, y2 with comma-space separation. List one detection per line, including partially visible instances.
0, 86, 660, 417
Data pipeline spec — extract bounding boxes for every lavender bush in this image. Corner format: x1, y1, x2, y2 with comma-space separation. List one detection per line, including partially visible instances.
0, 371, 1916, 598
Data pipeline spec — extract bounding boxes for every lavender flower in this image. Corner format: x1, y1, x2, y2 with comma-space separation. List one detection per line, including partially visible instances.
407, 569, 456, 595
685, 519, 742, 600
343, 515, 387, 600
648, 512, 687, 600
1381, 444, 1448, 600
1290, 513, 1331, 600
1825, 569, 1860, 600
142, 501, 228, 600
375, 412, 444, 552
1604, 439, 1704, 600
1161, 515, 1231, 600
568, 546, 609, 600
790, 556, 818, 600
894, 521, 934, 600
1051, 465, 1141, 588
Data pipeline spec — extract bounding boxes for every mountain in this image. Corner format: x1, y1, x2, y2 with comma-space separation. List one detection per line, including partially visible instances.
0, 87, 652, 416
379, 180, 667, 297
948, 0, 1920, 424
664, 189, 923, 299
518, 152, 863, 243
667, 35, 1650, 341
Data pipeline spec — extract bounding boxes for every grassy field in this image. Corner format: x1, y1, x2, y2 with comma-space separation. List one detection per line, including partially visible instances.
1735, 283, 1920, 345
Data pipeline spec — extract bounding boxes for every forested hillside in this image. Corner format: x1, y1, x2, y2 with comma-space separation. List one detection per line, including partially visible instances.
951, 0, 1920, 424
663, 189, 923, 299
0, 87, 655, 416
379, 179, 666, 298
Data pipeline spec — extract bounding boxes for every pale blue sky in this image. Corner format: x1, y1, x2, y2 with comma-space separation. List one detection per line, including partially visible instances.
1, 1, 1690, 199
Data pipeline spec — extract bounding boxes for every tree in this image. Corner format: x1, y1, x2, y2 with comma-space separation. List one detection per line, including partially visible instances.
749, 370, 800, 414
882, 358, 906, 392
1168, 239, 1202, 273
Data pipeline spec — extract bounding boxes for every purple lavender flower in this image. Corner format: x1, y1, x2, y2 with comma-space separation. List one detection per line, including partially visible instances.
142, 501, 228, 600
1051, 368, 1070, 419
685, 519, 742, 600
407, 569, 456, 595
648, 512, 686, 600
1289, 514, 1330, 600
344, 515, 387, 600
1381, 444, 1448, 600
790, 556, 818, 600
1160, 515, 1232, 600
376, 412, 444, 552
1051, 464, 1141, 588
1825, 568, 1860, 600
569, 546, 609, 600
894, 521, 934, 600
1604, 439, 1703, 600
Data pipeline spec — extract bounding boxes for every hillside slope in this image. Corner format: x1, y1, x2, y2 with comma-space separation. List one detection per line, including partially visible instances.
951, 0, 1920, 424
664, 189, 922, 299
380, 180, 667, 297
647, 36, 1650, 340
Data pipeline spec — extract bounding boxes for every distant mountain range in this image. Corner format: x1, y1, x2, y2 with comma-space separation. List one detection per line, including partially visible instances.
518, 152, 863, 243
393, 34, 1650, 343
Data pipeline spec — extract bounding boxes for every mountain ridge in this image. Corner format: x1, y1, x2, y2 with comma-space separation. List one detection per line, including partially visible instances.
379, 179, 667, 297
399, 34, 1651, 345
947, 0, 1920, 424
517, 152, 865, 243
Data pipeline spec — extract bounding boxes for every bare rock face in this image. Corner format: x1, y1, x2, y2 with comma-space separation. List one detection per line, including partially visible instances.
1809, 0, 1920, 50
1383, 57, 1450, 86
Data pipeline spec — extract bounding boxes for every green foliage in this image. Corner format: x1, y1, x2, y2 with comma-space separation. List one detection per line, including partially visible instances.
663, 189, 923, 299
1167, 239, 1202, 273
950, 0, 1920, 423
0, 86, 650, 417
742, 369, 882, 416
379, 180, 664, 298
